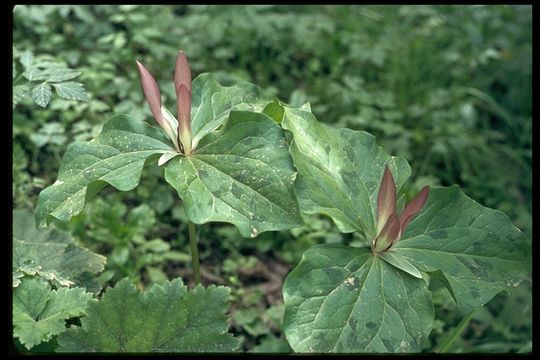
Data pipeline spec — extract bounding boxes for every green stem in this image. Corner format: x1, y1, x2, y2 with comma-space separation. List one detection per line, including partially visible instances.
438, 310, 475, 353
188, 220, 201, 285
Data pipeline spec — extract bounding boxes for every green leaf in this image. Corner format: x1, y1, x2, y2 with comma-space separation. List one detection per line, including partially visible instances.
165, 111, 302, 238
282, 245, 434, 353
13, 277, 92, 350
190, 73, 268, 148
56, 278, 240, 353
263, 100, 285, 123
35, 115, 173, 228
13, 209, 106, 289
393, 185, 531, 312
379, 251, 422, 279
44, 67, 81, 82
24, 67, 49, 81
52, 81, 89, 101
32, 82, 52, 107
19, 49, 34, 69
281, 105, 410, 236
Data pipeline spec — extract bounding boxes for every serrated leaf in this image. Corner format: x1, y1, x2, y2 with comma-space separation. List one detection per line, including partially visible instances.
281, 105, 410, 236
51, 81, 89, 101
393, 185, 531, 312
24, 67, 49, 81
282, 245, 434, 353
190, 73, 268, 148
56, 278, 240, 352
13, 209, 106, 289
165, 111, 302, 238
13, 277, 92, 350
35, 115, 174, 227
32, 82, 52, 107
44, 67, 81, 82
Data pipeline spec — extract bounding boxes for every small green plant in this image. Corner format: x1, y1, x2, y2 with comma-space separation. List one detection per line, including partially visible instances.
13, 49, 89, 109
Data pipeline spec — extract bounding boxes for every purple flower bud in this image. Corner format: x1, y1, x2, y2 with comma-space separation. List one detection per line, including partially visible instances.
377, 166, 397, 235
136, 60, 180, 152
174, 51, 192, 155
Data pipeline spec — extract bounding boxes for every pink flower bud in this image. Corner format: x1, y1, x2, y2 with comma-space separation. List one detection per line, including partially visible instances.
136, 60, 179, 152
377, 166, 397, 235
174, 51, 192, 155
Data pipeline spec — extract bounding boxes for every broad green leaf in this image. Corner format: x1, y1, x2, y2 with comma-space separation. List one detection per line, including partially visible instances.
32, 82, 52, 107
165, 111, 302, 238
190, 73, 268, 148
282, 245, 434, 353
13, 209, 106, 289
13, 277, 92, 350
35, 114, 173, 227
281, 105, 410, 236
56, 278, 240, 352
393, 185, 531, 312
52, 81, 89, 101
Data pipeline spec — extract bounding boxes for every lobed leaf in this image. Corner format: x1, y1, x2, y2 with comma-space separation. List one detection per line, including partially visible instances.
13, 209, 106, 290
13, 278, 92, 350
56, 278, 240, 353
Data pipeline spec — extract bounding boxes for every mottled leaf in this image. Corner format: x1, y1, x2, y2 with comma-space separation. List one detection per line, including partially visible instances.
13, 209, 106, 289
13, 278, 92, 350
35, 115, 173, 227
165, 111, 302, 238
379, 251, 422, 279
56, 278, 239, 353
394, 186, 531, 312
283, 245, 434, 353
281, 105, 411, 236
281, 108, 530, 353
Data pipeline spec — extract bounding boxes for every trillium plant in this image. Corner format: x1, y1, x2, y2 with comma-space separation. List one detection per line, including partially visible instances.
33, 50, 531, 353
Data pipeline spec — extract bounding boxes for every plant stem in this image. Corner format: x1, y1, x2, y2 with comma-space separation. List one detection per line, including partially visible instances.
187, 220, 201, 285
438, 310, 475, 353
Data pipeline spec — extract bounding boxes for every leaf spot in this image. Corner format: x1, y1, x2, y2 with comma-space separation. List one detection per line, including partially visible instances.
365, 321, 377, 329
